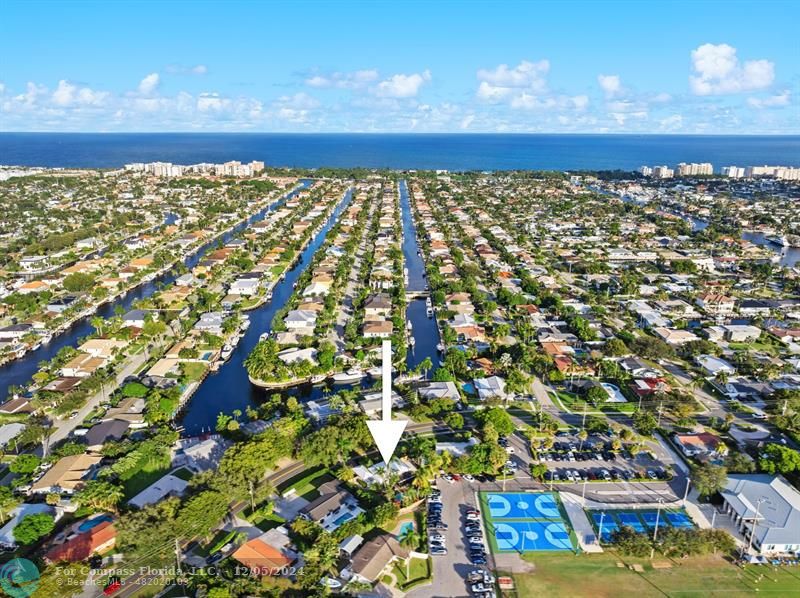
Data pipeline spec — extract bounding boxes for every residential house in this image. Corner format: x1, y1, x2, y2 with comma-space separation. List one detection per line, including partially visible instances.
231, 528, 298, 575
298, 481, 364, 532
128, 473, 189, 509
44, 519, 116, 563
673, 432, 728, 459
30, 454, 102, 495
346, 535, 410, 584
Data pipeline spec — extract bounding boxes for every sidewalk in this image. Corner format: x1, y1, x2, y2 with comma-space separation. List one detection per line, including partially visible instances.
560, 493, 603, 553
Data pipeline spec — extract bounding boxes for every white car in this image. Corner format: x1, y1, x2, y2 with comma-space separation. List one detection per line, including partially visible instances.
505, 446, 515, 454
466, 513, 481, 521
463, 474, 475, 482
429, 534, 446, 542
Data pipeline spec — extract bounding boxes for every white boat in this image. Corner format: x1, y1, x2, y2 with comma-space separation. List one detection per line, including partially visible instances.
310, 374, 327, 384
367, 366, 383, 378
220, 344, 233, 361
30, 342, 41, 352
406, 321, 413, 331
331, 368, 365, 383
427, 307, 434, 318
425, 297, 432, 308
40, 332, 53, 344
767, 234, 789, 247
259, 332, 270, 342
240, 316, 250, 330
409, 336, 416, 346
436, 343, 445, 353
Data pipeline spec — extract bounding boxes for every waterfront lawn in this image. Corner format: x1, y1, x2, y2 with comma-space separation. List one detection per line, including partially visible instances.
180, 362, 207, 383
512, 552, 800, 597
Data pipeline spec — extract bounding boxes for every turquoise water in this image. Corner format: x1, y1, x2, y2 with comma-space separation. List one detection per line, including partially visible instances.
399, 521, 415, 536
333, 512, 354, 527
78, 514, 113, 532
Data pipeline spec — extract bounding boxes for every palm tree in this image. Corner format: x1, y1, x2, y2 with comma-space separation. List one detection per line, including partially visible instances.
398, 527, 421, 580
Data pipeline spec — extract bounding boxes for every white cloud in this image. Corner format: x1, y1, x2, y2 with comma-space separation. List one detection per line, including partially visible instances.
747, 90, 791, 108
571, 95, 589, 110
476, 60, 549, 102
597, 74, 621, 97
52, 80, 108, 106
460, 114, 475, 129
374, 70, 431, 98
306, 69, 379, 89
191, 65, 207, 75
165, 64, 208, 76
690, 43, 774, 95
0, 82, 5, 94
138, 73, 160, 95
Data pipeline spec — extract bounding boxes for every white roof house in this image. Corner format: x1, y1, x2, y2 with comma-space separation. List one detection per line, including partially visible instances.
352, 459, 417, 486
721, 474, 800, 555
473, 376, 508, 401
230, 278, 261, 296
696, 354, 736, 377
285, 310, 317, 329
128, 473, 188, 509
0, 423, 26, 449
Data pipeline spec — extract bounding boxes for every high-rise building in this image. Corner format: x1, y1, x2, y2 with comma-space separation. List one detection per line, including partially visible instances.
639, 166, 653, 176
652, 165, 674, 179
677, 162, 713, 176
722, 166, 745, 178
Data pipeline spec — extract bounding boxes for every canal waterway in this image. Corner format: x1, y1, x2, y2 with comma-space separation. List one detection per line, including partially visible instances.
399, 180, 441, 373
179, 187, 353, 434
0, 181, 311, 402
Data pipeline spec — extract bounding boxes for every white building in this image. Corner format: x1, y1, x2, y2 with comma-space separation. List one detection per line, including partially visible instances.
722, 166, 745, 178
677, 162, 713, 176
652, 165, 674, 179
721, 474, 800, 555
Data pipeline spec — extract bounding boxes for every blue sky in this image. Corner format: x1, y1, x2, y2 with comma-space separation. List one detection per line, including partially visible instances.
1, 0, 797, 133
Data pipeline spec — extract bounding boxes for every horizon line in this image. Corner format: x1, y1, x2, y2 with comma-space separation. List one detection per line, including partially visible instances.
2, 131, 800, 137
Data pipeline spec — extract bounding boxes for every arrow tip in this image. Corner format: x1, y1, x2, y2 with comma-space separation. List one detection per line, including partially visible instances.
366, 419, 408, 463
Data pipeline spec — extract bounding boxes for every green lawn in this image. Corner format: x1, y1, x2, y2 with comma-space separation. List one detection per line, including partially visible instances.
244, 505, 286, 532
556, 390, 636, 414
278, 467, 335, 501
180, 361, 208, 382
512, 552, 800, 597
121, 454, 173, 499
392, 557, 432, 591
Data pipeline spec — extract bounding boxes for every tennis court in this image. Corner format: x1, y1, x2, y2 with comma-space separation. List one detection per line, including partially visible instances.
485, 492, 561, 520
494, 521, 574, 552
618, 512, 646, 532
588, 508, 696, 542
481, 492, 578, 553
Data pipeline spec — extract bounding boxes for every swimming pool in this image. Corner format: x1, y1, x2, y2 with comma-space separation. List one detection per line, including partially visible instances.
78, 514, 113, 533
398, 521, 414, 537
333, 512, 354, 527
601, 382, 628, 403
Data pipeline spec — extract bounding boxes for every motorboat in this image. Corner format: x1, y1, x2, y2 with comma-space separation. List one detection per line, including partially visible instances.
427, 307, 434, 318
310, 374, 327, 384
40, 331, 53, 344
331, 368, 365, 383
220, 344, 234, 361
367, 366, 383, 378
436, 343, 445, 353
259, 332, 270, 342
240, 316, 250, 330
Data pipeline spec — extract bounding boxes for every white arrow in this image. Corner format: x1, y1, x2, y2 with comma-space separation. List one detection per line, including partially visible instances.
366, 339, 407, 463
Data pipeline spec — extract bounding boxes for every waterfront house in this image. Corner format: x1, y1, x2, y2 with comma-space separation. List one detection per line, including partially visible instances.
474, 376, 509, 401
363, 320, 393, 339
285, 310, 317, 329
83, 419, 130, 452
696, 354, 736, 377
417, 381, 461, 402
0, 323, 33, 341
60, 353, 105, 378
194, 311, 225, 335
121, 309, 152, 328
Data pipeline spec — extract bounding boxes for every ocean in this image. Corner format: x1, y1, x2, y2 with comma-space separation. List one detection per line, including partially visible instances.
0, 133, 798, 171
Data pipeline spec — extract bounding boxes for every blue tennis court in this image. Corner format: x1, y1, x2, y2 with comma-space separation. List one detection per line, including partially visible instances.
485, 492, 561, 520
641, 512, 663, 529
666, 512, 695, 528
591, 512, 618, 541
617, 512, 646, 532
493, 521, 574, 552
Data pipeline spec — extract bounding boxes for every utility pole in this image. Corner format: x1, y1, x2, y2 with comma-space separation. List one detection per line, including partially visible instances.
249, 479, 255, 512
682, 478, 691, 507
174, 538, 182, 575
656, 396, 664, 428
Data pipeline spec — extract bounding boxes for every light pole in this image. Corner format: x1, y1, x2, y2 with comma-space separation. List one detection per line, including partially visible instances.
650, 498, 664, 559
682, 478, 691, 507
598, 511, 605, 545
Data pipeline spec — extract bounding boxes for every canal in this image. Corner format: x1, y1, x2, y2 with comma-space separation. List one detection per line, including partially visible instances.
0, 181, 311, 402
179, 187, 354, 435
399, 179, 441, 373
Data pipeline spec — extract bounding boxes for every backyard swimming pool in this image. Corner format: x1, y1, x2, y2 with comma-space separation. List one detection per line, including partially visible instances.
78, 514, 113, 532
